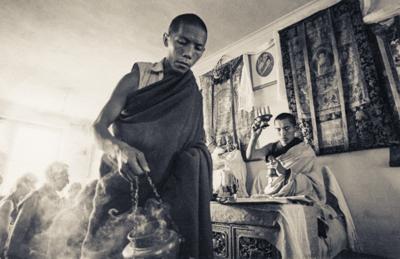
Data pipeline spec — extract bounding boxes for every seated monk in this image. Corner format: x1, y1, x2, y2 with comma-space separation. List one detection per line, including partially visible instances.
246, 112, 359, 257
246, 112, 320, 199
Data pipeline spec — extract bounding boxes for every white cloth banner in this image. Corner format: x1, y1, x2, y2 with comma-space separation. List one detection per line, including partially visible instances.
238, 54, 255, 112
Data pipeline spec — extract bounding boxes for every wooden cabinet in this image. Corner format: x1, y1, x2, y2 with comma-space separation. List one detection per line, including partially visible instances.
210, 202, 323, 258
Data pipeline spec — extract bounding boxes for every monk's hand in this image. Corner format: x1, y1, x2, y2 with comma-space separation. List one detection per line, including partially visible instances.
118, 142, 150, 180
251, 117, 269, 137
268, 156, 287, 176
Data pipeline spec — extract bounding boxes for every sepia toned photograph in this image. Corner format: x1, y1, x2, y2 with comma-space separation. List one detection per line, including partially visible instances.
0, 0, 400, 258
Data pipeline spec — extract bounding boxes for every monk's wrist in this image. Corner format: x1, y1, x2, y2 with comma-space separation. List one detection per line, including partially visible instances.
103, 139, 124, 157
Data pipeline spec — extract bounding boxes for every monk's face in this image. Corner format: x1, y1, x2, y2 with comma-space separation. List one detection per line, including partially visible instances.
274, 118, 296, 147
164, 23, 207, 73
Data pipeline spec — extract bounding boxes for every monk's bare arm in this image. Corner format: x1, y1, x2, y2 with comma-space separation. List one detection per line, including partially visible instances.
93, 64, 150, 177
93, 66, 139, 155
246, 140, 270, 161
246, 121, 270, 160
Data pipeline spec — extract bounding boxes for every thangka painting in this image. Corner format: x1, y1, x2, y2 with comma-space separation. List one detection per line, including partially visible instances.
199, 56, 255, 158
388, 17, 400, 79
279, 0, 399, 155
376, 15, 400, 128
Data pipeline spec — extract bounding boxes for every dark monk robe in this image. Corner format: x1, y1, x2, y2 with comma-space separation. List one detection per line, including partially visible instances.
83, 64, 213, 259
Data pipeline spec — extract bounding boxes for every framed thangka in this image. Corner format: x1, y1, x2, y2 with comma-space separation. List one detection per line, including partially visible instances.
248, 42, 279, 91
372, 15, 400, 132
199, 56, 255, 159
279, 0, 400, 155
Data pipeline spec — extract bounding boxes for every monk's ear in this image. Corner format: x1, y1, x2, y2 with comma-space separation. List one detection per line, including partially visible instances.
294, 124, 302, 138
163, 33, 169, 47
294, 124, 301, 133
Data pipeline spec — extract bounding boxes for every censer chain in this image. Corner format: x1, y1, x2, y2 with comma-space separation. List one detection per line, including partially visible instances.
117, 151, 163, 214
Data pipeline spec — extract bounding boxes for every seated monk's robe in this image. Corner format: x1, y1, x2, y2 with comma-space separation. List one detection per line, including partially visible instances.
251, 137, 323, 201
251, 139, 360, 257
83, 60, 213, 259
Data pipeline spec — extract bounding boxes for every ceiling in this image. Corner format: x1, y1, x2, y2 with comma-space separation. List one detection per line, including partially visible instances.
0, 0, 313, 122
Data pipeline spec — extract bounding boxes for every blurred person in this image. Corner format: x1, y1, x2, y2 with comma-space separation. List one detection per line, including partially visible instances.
63, 182, 82, 208
246, 113, 359, 257
47, 180, 97, 259
6, 162, 69, 259
0, 173, 37, 256
67, 182, 82, 200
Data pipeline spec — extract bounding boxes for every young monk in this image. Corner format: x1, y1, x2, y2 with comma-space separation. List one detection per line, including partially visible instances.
82, 13, 213, 259
246, 112, 317, 198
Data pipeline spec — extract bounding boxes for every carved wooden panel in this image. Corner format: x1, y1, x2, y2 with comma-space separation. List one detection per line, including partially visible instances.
279, 0, 400, 155
212, 223, 231, 259
232, 225, 281, 259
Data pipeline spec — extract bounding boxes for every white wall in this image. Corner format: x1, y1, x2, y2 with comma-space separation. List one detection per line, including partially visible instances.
195, 0, 400, 257
318, 148, 400, 258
